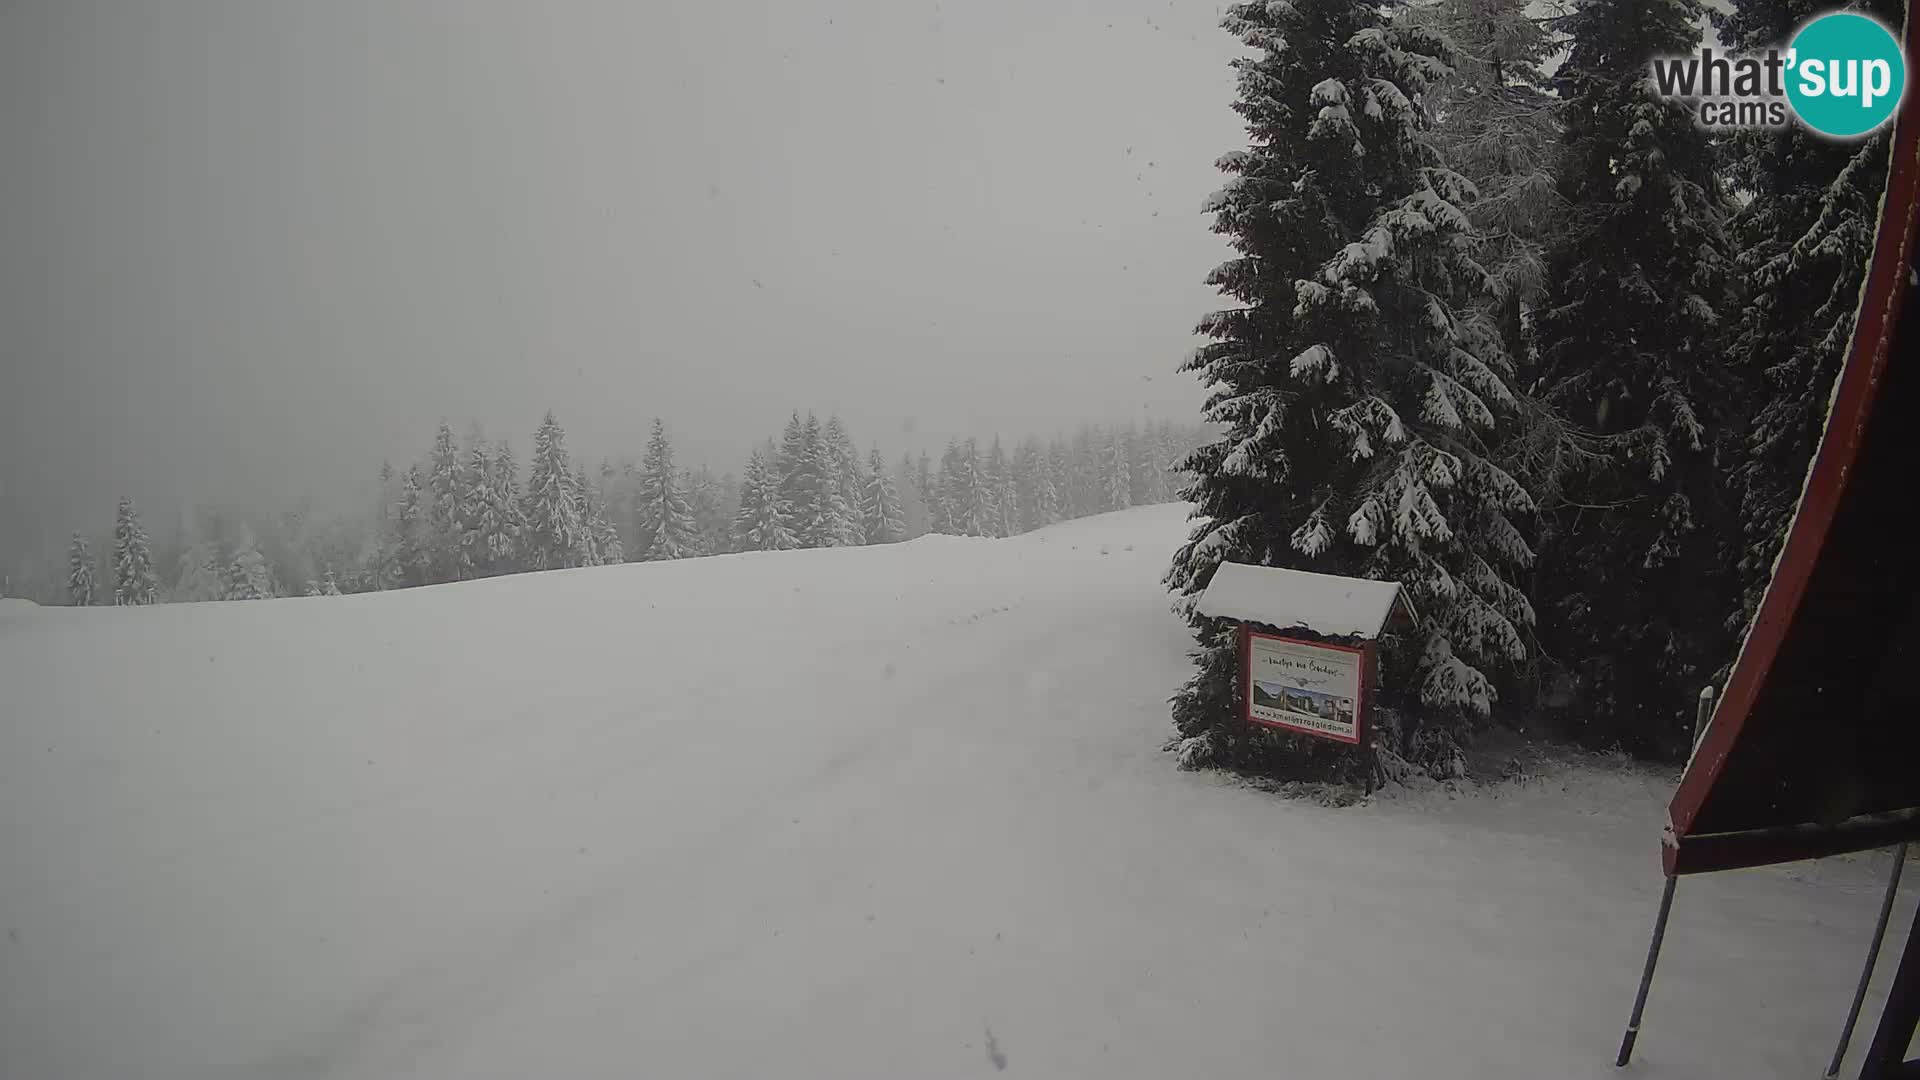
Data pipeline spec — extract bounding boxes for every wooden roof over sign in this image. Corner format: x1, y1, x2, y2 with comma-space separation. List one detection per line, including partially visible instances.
1193, 562, 1417, 640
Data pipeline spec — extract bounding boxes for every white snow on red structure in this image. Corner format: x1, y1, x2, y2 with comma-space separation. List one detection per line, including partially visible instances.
1193, 560, 1416, 638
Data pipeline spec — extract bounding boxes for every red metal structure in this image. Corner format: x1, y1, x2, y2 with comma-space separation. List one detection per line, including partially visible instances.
1665, 110, 1920, 877
1627, 14, 1920, 1075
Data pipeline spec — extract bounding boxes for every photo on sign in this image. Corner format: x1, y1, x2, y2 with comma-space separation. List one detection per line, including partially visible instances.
1252, 681, 1355, 725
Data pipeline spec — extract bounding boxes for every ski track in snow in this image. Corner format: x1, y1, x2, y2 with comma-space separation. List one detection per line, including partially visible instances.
0, 503, 1908, 1079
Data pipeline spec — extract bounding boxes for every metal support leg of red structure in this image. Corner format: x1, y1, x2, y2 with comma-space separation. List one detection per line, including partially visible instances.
1616, 874, 1678, 1067
1616, 689, 1715, 1069
1858, 878, 1920, 1080
1827, 844, 1908, 1078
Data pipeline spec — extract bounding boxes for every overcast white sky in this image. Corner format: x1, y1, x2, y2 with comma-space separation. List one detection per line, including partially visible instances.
1, 0, 1245, 557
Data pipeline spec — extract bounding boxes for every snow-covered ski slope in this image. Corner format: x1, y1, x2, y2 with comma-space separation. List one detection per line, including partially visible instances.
1, 503, 1907, 1079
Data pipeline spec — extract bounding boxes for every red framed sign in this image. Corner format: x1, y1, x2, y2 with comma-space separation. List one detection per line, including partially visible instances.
1238, 626, 1373, 747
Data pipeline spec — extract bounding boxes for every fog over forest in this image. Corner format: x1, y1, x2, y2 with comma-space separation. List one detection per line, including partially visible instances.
1, 0, 1244, 567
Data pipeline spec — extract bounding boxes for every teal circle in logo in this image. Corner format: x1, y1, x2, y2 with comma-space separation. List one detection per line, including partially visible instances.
1785, 12, 1906, 138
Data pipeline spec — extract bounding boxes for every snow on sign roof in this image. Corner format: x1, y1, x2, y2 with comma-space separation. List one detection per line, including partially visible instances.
1193, 562, 1416, 639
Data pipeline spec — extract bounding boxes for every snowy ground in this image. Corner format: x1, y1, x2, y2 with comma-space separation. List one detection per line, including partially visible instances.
2, 503, 1910, 1079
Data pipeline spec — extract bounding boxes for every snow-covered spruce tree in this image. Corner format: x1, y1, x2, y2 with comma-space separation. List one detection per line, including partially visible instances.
774, 412, 806, 492
67, 534, 95, 606
174, 531, 224, 601
224, 525, 274, 600
1150, 430, 1176, 503
823, 416, 867, 546
394, 465, 429, 586
1166, 0, 1533, 779
919, 449, 951, 534
1079, 428, 1107, 515
457, 444, 494, 576
985, 438, 1018, 538
980, 439, 1005, 537
523, 411, 589, 570
425, 422, 466, 583
783, 414, 848, 548
775, 413, 820, 545
1121, 426, 1144, 506
599, 458, 620, 525
576, 467, 605, 566
367, 461, 397, 588
913, 451, 934, 523
716, 471, 742, 541
1015, 439, 1056, 532
602, 469, 628, 563
598, 473, 626, 563
1043, 438, 1064, 520
1129, 425, 1170, 505
979, 441, 997, 531
1529, 0, 1738, 755
633, 418, 697, 560
1395, 0, 1561, 359
615, 461, 639, 549
862, 447, 906, 543
1061, 429, 1089, 516
487, 441, 527, 574
688, 466, 730, 556
931, 442, 956, 533
1394, 0, 1565, 704
682, 467, 713, 557
1038, 440, 1062, 524
936, 440, 990, 537
1102, 434, 1133, 513
576, 465, 623, 566
1001, 473, 1022, 535
1036, 443, 1063, 526
376, 460, 395, 526
113, 496, 159, 605
1048, 441, 1075, 520
898, 453, 928, 538
668, 467, 700, 555
1011, 440, 1038, 531
1159, 422, 1188, 498
1717, 0, 1897, 638
733, 447, 799, 551
818, 424, 857, 545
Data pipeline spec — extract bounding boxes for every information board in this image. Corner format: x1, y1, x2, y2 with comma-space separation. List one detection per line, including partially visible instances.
1240, 629, 1369, 746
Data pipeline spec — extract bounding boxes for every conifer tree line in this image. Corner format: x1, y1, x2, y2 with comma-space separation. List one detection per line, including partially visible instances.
1167, 0, 1897, 780
48, 413, 1205, 607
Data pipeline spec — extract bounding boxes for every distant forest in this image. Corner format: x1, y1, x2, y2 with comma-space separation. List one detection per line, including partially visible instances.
31, 414, 1206, 609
